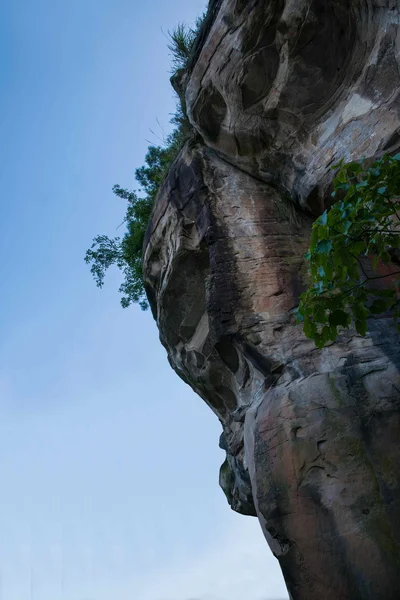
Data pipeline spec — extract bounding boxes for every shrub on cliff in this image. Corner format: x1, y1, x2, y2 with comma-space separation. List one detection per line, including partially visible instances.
84, 14, 207, 309
168, 10, 208, 72
168, 22, 197, 71
85, 124, 187, 310
296, 153, 400, 347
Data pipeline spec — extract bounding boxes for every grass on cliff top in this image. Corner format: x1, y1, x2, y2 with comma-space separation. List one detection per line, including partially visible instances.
168, 20, 202, 72
85, 11, 208, 310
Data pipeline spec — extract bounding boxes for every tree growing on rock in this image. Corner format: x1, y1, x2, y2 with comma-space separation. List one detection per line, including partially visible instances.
84, 19, 206, 309
84, 126, 186, 310
296, 153, 400, 347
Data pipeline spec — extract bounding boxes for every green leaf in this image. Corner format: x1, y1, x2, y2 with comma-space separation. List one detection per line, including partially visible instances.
313, 281, 325, 295
310, 228, 319, 252
320, 210, 328, 226
325, 295, 342, 311
329, 325, 338, 339
303, 318, 316, 339
314, 304, 328, 324
329, 310, 349, 327
351, 241, 367, 255
343, 221, 352, 234
355, 319, 367, 336
316, 240, 333, 255
320, 326, 332, 344
356, 181, 368, 189
369, 299, 387, 314
347, 162, 362, 174
376, 288, 396, 299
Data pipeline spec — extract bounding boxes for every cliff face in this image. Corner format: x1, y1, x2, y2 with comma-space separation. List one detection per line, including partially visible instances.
143, 2, 400, 599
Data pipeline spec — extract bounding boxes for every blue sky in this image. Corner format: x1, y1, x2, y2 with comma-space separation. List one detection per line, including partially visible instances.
0, 1, 288, 598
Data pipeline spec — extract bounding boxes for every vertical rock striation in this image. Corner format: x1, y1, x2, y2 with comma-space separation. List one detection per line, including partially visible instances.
143, 1, 400, 598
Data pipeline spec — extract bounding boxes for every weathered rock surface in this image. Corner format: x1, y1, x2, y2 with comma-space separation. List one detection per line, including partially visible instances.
143, 1, 400, 599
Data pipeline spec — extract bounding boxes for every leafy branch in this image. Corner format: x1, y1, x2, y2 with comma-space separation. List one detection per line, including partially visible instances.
85, 13, 210, 309
85, 126, 188, 310
296, 153, 400, 347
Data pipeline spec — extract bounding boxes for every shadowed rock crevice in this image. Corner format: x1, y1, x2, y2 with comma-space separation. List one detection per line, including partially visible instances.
143, 2, 400, 599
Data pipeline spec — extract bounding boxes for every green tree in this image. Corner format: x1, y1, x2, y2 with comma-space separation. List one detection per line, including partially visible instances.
85, 16, 208, 309
84, 125, 187, 310
296, 153, 400, 347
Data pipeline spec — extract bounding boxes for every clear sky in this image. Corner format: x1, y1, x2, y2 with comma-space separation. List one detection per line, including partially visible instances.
0, 1, 288, 598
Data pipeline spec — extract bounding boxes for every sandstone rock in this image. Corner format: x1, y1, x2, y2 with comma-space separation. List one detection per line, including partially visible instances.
143, 1, 400, 598
186, 0, 400, 212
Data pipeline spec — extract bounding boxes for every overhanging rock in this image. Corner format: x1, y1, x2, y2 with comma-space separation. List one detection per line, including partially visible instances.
143, 2, 400, 598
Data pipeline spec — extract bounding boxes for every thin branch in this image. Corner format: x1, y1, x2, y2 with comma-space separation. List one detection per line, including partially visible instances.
363, 269, 400, 282
352, 253, 369, 279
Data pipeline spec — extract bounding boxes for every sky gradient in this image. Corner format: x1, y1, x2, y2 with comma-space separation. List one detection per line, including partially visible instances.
0, 1, 288, 598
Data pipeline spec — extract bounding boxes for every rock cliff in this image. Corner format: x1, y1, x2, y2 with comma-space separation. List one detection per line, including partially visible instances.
143, 1, 400, 599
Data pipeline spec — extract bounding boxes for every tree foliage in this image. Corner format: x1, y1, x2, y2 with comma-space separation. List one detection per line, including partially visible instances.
85, 126, 188, 310
85, 14, 209, 309
296, 153, 400, 347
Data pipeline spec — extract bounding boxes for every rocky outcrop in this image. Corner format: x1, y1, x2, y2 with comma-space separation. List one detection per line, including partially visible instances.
143, 2, 400, 599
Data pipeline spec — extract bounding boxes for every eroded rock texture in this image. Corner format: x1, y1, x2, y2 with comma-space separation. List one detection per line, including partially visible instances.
143, 1, 400, 599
